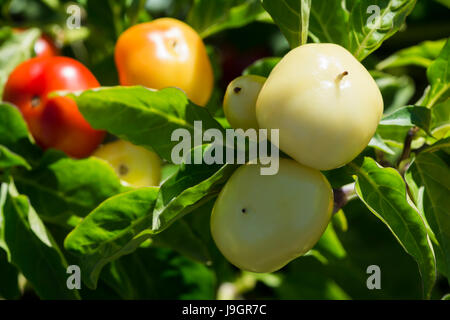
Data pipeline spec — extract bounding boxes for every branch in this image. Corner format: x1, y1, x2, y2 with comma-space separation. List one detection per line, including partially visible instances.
333, 183, 356, 214
397, 126, 419, 168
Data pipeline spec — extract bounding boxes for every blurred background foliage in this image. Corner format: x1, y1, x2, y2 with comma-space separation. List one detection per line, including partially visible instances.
0, 0, 449, 300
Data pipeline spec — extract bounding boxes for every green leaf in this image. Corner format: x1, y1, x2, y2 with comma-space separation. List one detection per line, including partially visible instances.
308, 0, 349, 45
314, 222, 347, 260
0, 146, 30, 170
0, 28, 41, 96
420, 137, 450, 155
325, 199, 424, 299
0, 28, 12, 42
103, 247, 215, 299
242, 57, 281, 77
64, 187, 160, 289
434, 0, 450, 9
379, 106, 432, 134
181, 198, 236, 284
376, 106, 433, 146
40, 0, 60, 10
152, 156, 238, 265
0, 182, 79, 299
70, 86, 224, 162
332, 209, 348, 232
376, 127, 410, 146
65, 150, 237, 289
0, 103, 40, 162
377, 39, 447, 70
188, 0, 269, 38
431, 100, 450, 140
261, 0, 416, 59
405, 152, 450, 279
348, 0, 417, 61
14, 150, 128, 228
0, 103, 29, 147
152, 218, 211, 264
261, 0, 312, 48
350, 157, 436, 298
368, 133, 395, 155
0, 249, 20, 299
153, 152, 238, 231
435, 0, 450, 9
275, 223, 351, 299
324, 162, 359, 189
371, 70, 415, 112
422, 39, 450, 108
275, 255, 351, 299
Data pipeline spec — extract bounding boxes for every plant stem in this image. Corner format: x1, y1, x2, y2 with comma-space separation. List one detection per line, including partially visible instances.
333, 183, 356, 214
397, 126, 419, 169
300, 0, 312, 45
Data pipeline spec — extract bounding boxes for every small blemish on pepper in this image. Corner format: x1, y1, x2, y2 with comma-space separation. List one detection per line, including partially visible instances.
118, 164, 129, 176
31, 95, 41, 107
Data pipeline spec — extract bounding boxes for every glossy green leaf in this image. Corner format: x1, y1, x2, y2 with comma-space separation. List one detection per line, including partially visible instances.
308, 0, 349, 45
350, 157, 436, 298
70, 86, 224, 162
261, 0, 312, 48
284, 198, 426, 299
368, 133, 395, 155
376, 126, 411, 145
379, 106, 432, 134
422, 38, 450, 108
65, 150, 237, 288
0, 103, 40, 163
103, 247, 215, 299
324, 163, 358, 189
332, 209, 348, 232
14, 150, 128, 227
188, 0, 270, 38
153, 153, 238, 232
420, 137, 450, 154
405, 151, 450, 279
377, 39, 446, 70
0, 103, 29, 147
326, 199, 424, 299
0, 28, 40, 96
0, 146, 30, 170
430, 100, 450, 140
348, 0, 417, 61
314, 223, 347, 260
281, 0, 416, 60
376, 106, 433, 147
0, 182, 79, 299
64, 187, 160, 289
152, 218, 211, 264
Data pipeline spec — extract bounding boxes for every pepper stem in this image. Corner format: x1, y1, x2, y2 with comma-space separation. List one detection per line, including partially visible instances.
336, 71, 349, 82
